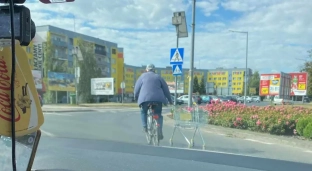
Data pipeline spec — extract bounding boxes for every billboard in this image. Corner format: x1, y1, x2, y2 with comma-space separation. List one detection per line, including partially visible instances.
32, 70, 42, 90
91, 78, 114, 95
260, 74, 280, 96
166, 81, 184, 93
289, 72, 308, 96
32, 31, 47, 71
47, 72, 75, 91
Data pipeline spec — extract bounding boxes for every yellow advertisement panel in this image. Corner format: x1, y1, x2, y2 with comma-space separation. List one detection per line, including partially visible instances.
0, 44, 44, 137
269, 75, 280, 95
47, 71, 76, 91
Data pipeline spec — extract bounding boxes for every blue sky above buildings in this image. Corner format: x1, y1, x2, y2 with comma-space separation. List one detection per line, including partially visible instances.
24, 0, 312, 74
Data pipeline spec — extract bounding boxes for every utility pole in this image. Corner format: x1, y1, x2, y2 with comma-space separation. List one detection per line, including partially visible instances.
187, 0, 196, 107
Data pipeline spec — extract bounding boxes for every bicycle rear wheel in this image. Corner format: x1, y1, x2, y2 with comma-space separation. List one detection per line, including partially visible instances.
152, 120, 160, 146
146, 115, 152, 145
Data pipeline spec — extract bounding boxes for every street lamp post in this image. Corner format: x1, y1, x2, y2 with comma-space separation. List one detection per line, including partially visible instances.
229, 30, 249, 105
188, 0, 196, 107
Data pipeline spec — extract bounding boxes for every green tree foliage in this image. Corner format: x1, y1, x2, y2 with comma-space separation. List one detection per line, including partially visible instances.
43, 37, 70, 103
193, 76, 200, 94
248, 71, 260, 95
76, 38, 102, 103
300, 50, 312, 96
199, 77, 206, 95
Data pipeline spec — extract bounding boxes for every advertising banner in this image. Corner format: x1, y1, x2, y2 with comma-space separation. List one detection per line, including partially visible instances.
32, 31, 47, 71
32, 70, 42, 90
289, 72, 308, 96
47, 72, 75, 91
260, 74, 280, 96
0, 44, 44, 137
259, 74, 270, 96
269, 74, 280, 95
166, 81, 184, 94
91, 78, 114, 95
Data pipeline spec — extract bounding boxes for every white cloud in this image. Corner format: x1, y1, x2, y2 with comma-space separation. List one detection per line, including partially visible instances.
197, 0, 219, 17
20, 0, 312, 74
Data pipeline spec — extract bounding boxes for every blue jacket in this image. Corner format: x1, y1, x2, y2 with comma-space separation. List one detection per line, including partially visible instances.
134, 71, 172, 105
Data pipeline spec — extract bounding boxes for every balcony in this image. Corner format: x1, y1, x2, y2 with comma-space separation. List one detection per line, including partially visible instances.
95, 44, 107, 56
51, 39, 68, 47
95, 49, 107, 56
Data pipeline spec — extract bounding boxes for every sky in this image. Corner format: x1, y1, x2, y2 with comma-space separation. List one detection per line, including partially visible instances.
22, 0, 312, 74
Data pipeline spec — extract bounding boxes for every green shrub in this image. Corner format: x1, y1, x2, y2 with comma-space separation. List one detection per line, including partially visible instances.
296, 117, 312, 136
303, 122, 312, 139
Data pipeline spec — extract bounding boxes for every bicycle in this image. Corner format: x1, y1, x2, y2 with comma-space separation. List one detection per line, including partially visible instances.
145, 102, 161, 146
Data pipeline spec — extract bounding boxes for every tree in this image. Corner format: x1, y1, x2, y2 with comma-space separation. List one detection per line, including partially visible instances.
199, 77, 206, 95
76, 38, 102, 103
247, 71, 260, 95
300, 50, 312, 96
43, 35, 70, 103
193, 76, 200, 94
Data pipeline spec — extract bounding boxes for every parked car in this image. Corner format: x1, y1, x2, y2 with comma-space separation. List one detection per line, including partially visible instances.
177, 95, 202, 104
200, 95, 212, 104
224, 96, 238, 104
170, 95, 183, 105
304, 97, 310, 103
237, 96, 252, 103
251, 96, 261, 103
273, 95, 293, 105
193, 95, 202, 105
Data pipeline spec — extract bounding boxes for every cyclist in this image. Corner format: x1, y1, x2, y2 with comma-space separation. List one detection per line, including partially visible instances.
134, 64, 173, 140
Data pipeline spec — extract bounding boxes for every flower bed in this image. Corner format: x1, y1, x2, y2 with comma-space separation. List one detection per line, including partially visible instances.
172, 102, 312, 139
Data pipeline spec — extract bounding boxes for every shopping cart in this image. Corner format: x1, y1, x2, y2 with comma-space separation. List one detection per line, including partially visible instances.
169, 102, 208, 149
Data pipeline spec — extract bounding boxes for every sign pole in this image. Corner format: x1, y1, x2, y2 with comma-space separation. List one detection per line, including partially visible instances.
174, 26, 179, 106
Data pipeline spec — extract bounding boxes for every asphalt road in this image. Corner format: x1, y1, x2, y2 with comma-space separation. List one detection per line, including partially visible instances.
24, 107, 312, 171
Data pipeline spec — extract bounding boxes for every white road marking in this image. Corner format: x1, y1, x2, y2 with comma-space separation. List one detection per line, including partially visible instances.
159, 145, 259, 158
41, 130, 55, 137
44, 113, 72, 116
244, 138, 274, 145
304, 150, 312, 153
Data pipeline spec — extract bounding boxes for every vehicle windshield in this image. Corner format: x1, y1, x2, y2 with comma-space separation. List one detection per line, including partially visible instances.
1, 1, 312, 171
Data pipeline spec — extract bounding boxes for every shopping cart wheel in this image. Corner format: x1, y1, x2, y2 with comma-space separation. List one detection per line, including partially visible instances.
188, 139, 194, 148
169, 139, 173, 146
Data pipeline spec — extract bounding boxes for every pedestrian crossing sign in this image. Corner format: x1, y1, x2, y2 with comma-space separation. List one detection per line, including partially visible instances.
170, 48, 184, 65
172, 65, 182, 75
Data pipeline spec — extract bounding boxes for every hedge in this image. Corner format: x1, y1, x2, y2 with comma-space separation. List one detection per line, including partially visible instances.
172, 101, 312, 139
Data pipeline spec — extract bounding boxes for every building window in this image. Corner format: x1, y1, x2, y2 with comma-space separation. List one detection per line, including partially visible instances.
111, 58, 116, 64
222, 77, 226, 80
112, 49, 116, 54
218, 83, 221, 85
218, 77, 221, 80
233, 77, 236, 80
222, 83, 226, 85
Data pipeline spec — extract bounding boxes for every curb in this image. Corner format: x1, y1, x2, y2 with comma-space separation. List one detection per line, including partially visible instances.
42, 109, 96, 113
